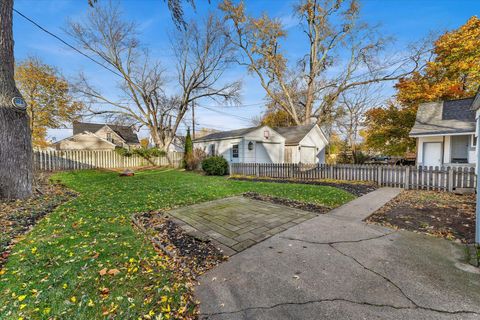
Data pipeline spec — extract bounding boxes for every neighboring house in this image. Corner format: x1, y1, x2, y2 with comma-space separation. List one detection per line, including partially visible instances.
410, 97, 476, 167
470, 90, 480, 245
193, 124, 327, 164
194, 125, 285, 163
274, 124, 328, 164
54, 121, 140, 150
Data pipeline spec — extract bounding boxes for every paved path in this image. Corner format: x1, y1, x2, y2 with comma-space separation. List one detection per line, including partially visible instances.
168, 197, 316, 256
195, 188, 480, 319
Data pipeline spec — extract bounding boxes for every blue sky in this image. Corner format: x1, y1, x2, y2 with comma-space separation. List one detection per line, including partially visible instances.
12, 0, 480, 141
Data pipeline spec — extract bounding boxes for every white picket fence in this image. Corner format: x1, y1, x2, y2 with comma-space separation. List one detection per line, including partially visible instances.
230, 163, 477, 191
34, 150, 183, 171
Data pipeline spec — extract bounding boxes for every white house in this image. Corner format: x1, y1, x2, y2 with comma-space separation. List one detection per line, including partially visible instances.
470, 90, 480, 244
193, 124, 328, 164
193, 125, 285, 163
409, 98, 476, 167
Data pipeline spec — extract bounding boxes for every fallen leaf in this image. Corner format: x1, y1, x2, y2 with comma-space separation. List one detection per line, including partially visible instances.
99, 268, 107, 276
100, 287, 110, 297
108, 268, 120, 276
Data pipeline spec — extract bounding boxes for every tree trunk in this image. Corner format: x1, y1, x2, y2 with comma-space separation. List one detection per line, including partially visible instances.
0, 0, 33, 199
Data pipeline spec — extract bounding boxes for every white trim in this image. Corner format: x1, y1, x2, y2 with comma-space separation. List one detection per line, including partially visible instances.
297, 124, 329, 146
97, 125, 127, 143
411, 131, 475, 138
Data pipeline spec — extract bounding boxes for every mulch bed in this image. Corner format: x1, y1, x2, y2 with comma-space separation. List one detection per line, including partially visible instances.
243, 192, 330, 214
230, 176, 377, 197
133, 211, 226, 277
0, 173, 76, 267
366, 190, 476, 244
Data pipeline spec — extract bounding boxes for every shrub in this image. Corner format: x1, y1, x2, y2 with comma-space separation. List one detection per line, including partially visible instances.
185, 148, 206, 171
201, 156, 229, 175
183, 128, 194, 170
115, 147, 166, 159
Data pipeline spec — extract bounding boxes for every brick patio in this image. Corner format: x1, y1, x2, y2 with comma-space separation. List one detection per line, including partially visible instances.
167, 196, 316, 256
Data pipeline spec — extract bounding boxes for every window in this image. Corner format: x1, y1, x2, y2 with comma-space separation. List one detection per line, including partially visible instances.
232, 144, 239, 158
106, 132, 112, 142
472, 134, 477, 148
210, 144, 216, 156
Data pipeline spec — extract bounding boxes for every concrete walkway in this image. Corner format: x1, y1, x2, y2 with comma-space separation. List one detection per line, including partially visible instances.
195, 188, 480, 319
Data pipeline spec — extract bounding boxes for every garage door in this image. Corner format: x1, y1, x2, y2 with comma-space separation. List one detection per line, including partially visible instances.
255, 142, 275, 163
300, 146, 316, 163
423, 142, 442, 167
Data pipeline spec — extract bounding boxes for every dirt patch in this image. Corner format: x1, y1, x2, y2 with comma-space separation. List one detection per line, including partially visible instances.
0, 173, 76, 267
366, 190, 476, 243
133, 211, 226, 277
230, 176, 377, 197
243, 192, 330, 214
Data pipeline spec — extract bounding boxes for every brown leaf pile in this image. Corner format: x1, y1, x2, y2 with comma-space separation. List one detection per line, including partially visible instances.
366, 190, 476, 243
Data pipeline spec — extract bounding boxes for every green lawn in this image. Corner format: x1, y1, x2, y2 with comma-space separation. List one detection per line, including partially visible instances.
0, 169, 354, 319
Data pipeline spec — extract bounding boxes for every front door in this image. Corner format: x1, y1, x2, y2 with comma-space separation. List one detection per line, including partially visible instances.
423, 142, 442, 167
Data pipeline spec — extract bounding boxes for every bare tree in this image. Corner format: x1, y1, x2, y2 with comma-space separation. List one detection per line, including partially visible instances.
220, 0, 426, 127
0, 0, 33, 199
336, 85, 378, 160
69, 3, 240, 150
88, 0, 196, 28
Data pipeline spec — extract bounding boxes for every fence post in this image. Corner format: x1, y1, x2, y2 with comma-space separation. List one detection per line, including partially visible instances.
404, 166, 410, 190
256, 163, 259, 177
377, 166, 382, 186
448, 167, 454, 192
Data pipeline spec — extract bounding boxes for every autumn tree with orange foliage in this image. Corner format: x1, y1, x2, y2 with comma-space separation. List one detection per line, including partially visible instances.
397, 16, 480, 105
364, 16, 480, 155
15, 58, 84, 147
259, 109, 296, 128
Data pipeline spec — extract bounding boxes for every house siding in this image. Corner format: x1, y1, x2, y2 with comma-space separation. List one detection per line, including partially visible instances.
55, 132, 115, 150
193, 126, 285, 163
284, 126, 327, 164
416, 135, 476, 166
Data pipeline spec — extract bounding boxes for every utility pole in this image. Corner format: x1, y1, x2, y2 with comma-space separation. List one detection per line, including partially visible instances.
192, 101, 196, 140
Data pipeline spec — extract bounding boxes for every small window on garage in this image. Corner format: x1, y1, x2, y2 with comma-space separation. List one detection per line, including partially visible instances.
232, 144, 239, 158
210, 144, 216, 156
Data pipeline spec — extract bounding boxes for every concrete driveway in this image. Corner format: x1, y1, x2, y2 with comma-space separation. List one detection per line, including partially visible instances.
195, 188, 480, 319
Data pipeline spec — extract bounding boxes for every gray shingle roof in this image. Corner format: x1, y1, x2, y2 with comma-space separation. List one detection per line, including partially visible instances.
409, 98, 475, 137
274, 124, 316, 145
73, 122, 140, 144
471, 89, 480, 111
193, 126, 261, 142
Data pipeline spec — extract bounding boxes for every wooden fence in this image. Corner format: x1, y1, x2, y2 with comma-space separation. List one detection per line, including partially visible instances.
230, 163, 477, 191
34, 150, 183, 171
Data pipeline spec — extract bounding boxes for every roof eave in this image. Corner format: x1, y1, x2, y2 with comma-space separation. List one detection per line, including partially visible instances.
410, 131, 475, 138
